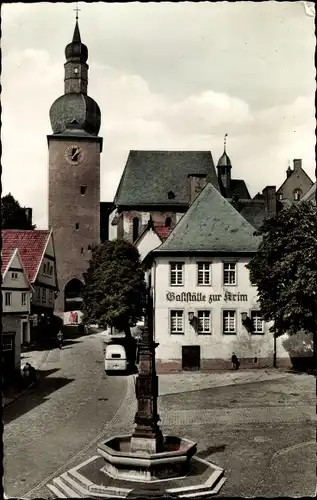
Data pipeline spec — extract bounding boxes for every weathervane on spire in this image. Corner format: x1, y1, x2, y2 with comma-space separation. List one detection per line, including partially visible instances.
74, 1, 81, 21
224, 133, 228, 153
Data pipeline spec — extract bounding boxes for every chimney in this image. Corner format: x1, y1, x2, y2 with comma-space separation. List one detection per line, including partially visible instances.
262, 186, 277, 220
188, 174, 207, 204
293, 159, 302, 171
24, 207, 33, 226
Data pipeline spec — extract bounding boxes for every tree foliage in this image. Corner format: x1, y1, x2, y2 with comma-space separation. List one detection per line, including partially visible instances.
81, 239, 146, 332
1, 193, 35, 230
246, 201, 317, 338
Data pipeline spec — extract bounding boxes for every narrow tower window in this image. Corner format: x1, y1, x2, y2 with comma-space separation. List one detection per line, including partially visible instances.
165, 217, 171, 227
80, 247, 84, 254
132, 217, 140, 243
75, 223, 79, 230
88, 245, 92, 251
74, 67, 79, 74
80, 185, 87, 195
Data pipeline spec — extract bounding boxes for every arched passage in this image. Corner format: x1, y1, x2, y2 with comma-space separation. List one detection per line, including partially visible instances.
64, 278, 83, 312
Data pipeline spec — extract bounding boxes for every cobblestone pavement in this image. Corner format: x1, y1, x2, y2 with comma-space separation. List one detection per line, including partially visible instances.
105, 371, 316, 497
3, 333, 127, 499
6, 361, 315, 499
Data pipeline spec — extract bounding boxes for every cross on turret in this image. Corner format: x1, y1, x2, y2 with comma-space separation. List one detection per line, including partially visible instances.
74, 2, 81, 21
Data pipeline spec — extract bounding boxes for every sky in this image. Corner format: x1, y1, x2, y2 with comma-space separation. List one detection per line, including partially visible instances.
2, 1, 316, 229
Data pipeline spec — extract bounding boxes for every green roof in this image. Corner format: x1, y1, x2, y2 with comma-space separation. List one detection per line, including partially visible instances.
114, 150, 219, 207
155, 182, 261, 253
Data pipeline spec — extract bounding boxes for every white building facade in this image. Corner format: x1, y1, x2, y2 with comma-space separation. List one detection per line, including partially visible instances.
145, 182, 291, 373
2, 248, 33, 380
152, 255, 290, 372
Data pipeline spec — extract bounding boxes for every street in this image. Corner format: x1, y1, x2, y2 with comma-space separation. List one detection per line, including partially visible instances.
3, 332, 316, 499
3, 331, 127, 499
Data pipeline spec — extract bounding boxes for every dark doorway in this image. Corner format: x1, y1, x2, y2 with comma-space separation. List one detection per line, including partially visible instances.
2, 333, 16, 384
22, 321, 28, 343
182, 345, 200, 371
64, 278, 83, 312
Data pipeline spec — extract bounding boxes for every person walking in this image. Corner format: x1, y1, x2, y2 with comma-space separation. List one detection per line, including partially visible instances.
231, 352, 240, 370
57, 330, 64, 349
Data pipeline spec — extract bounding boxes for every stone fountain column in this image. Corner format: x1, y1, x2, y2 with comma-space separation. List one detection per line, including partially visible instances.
46, 284, 227, 498
131, 287, 164, 454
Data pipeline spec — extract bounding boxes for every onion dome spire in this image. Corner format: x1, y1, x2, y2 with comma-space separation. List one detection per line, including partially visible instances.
217, 133, 232, 167
49, 4, 101, 137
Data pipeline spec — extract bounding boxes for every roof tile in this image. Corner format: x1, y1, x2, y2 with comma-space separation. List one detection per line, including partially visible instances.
155, 183, 261, 253
1, 230, 51, 282
115, 150, 220, 207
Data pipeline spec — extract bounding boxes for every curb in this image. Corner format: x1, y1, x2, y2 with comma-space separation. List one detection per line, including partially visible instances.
3, 381, 35, 408
3, 348, 52, 409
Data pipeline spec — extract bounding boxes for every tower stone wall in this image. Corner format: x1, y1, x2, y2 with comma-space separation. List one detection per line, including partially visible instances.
47, 20, 102, 316
48, 137, 101, 314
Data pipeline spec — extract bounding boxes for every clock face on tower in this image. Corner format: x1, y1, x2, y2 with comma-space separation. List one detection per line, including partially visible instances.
65, 145, 85, 165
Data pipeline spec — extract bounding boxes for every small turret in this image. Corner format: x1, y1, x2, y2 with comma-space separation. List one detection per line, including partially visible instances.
217, 134, 232, 189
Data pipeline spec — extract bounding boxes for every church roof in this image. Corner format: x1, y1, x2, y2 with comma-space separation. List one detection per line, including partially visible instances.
220, 179, 251, 200
114, 150, 219, 207
153, 182, 261, 254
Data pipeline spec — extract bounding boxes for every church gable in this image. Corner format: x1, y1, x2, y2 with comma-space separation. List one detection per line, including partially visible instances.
114, 150, 220, 208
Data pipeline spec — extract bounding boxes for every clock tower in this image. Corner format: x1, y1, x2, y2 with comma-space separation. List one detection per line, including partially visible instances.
48, 19, 102, 317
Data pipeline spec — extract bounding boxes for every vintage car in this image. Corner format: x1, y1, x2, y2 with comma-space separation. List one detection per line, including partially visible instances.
104, 343, 127, 373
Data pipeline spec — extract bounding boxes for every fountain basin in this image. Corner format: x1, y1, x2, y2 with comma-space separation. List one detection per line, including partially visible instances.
98, 434, 197, 482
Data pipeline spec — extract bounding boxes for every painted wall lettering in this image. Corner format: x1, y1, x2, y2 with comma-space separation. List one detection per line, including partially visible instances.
166, 291, 248, 302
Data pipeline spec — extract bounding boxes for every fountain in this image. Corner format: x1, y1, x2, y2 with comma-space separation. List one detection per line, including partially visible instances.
47, 289, 226, 498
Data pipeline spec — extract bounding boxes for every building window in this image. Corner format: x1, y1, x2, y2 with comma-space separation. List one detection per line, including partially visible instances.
198, 310, 211, 334
11, 272, 18, 280
293, 189, 302, 201
251, 311, 264, 334
278, 193, 283, 200
81, 247, 84, 254
74, 67, 79, 74
223, 263, 236, 285
49, 290, 53, 303
36, 288, 40, 301
2, 335, 13, 351
132, 217, 140, 242
80, 185, 87, 195
223, 310, 236, 334
197, 262, 211, 285
75, 223, 79, 230
170, 310, 184, 334
21, 293, 27, 306
5, 292, 12, 306
170, 262, 184, 286
49, 264, 53, 276
43, 263, 47, 275
42, 288, 46, 303
88, 245, 92, 251
165, 217, 171, 228
168, 191, 175, 200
